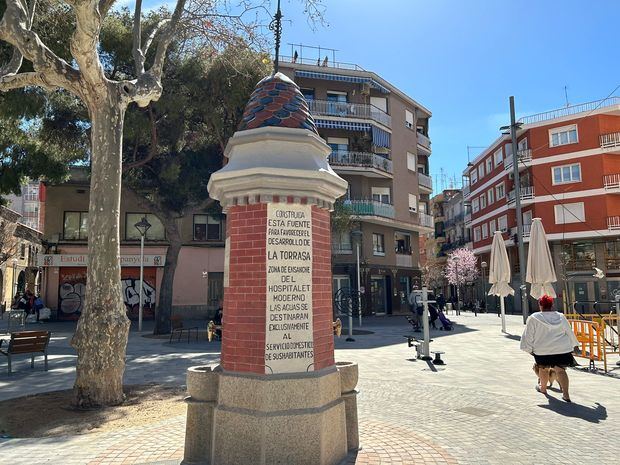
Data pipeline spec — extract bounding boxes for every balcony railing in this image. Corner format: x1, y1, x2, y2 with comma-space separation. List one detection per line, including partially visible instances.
396, 254, 413, 268
504, 149, 532, 170
329, 151, 393, 174
418, 212, 434, 228
464, 212, 472, 225
418, 172, 433, 190
508, 186, 535, 204
347, 199, 395, 219
511, 224, 532, 238
332, 243, 353, 254
607, 216, 620, 230
417, 132, 431, 150
565, 259, 597, 272
606, 257, 620, 270
601, 132, 620, 149
308, 99, 391, 127
603, 173, 620, 190
519, 96, 620, 125
22, 194, 39, 202
463, 184, 471, 198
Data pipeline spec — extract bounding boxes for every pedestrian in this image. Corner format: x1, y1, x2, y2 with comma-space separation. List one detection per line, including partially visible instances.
436, 293, 446, 311
407, 285, 423, 331
428, 299, 439, 330
16, 293, 29, 311
33, 294, 45, 322
520, 294, 579, 402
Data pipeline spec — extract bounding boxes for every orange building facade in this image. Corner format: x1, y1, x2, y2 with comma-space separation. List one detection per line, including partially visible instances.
463, 98, 620, 310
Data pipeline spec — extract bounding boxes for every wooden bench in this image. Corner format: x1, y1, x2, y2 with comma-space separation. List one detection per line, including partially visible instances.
0, 331, 51, 375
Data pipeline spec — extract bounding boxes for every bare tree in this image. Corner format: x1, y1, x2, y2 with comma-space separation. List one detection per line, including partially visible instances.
0, 215, 19, 268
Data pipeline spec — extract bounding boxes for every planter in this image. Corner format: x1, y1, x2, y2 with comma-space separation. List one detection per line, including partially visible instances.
186, 365, 220, 402
336, 361, 358, 394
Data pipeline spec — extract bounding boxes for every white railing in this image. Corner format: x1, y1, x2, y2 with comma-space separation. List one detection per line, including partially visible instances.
418, 172, 433, 190
329, 151, 393, 174
519, 97, 620, 125
607, 216, 620, 230
347, 199, 395, 219
464, 213, 472, 225
600, 132, 620, 149
604, 173, 620, 190
504, 149, 532, 170
332, 243, 353, 254
508, 186, 535, 203
396, 254, 413, 268
280, 55, 366, 71
308, 99, 391, 127
418, 212, 434, 228
417, 132, 431, 150
511, 224, 532, 237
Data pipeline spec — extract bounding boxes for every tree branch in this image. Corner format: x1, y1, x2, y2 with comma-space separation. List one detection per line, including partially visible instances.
0, 71, 57, 91
148, 0, 186, 82
123, 105, 159, 171
0, 0, 82, 96
132, 0, 145, 76
68, 0, 107, 87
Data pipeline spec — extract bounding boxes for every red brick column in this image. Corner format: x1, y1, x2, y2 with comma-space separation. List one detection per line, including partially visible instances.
221, 201, 336, 374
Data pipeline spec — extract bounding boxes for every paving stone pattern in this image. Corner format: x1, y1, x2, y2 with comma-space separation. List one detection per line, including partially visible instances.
1, 313, 618, 464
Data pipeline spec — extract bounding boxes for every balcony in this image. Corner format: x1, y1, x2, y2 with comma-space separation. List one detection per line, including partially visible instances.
606, 257, 620, 270
607, 216, 620, 230
504, 149, 532, 171
603, 173, 620, 193
510, 224, 532, 238
418, 212, 434, 228
329, 151, 393, 177
463, 184, 471, 198
332, 243, 353, 255
508, 186, 535, 206
418, 172, 433, 192
417, 132, 431, 153
348, 199, 395, 219
601, 132, 620, 153
464, 212, 472, 225
396, 253, 413, 268
308, 99, 391, 128
564, 259, 597, 272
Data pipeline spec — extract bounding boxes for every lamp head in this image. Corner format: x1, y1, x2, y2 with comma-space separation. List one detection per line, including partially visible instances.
134, 216, 152, 237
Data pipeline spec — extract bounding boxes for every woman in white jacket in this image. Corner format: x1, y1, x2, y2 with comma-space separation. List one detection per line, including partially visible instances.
520, 295, 579, 402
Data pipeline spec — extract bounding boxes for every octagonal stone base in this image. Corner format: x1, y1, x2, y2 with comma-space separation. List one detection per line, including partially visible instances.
212, 366, 347, 465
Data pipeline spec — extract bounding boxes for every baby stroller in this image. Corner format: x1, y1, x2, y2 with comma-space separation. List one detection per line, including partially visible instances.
437, 309, 453, 331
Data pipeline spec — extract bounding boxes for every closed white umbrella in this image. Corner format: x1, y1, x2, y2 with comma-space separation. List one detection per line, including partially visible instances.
488, 231, 514, 333
526, 218, 557, 299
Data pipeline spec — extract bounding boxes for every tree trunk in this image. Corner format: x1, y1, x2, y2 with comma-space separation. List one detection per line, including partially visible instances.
71, 90, 130, 408
154, 217, 182, 335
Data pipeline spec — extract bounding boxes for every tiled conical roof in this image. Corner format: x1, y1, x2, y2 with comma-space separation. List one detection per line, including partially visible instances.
237, 72, 318, 134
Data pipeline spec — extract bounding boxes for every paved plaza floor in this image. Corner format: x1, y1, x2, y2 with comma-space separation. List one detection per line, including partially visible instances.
0, 312, 618, 464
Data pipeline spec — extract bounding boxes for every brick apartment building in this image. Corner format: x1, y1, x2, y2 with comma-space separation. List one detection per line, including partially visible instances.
463, 97, 620, 310
279, 49, 433, 315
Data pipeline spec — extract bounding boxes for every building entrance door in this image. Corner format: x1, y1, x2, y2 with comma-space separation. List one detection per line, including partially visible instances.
370, 275, 387, 315
207, 272, 224, 316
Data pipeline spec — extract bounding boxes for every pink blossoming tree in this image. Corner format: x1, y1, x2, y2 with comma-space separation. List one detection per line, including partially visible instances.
444, 247, 479, 309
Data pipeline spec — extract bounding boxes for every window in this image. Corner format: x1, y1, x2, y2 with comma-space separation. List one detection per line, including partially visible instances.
327, 137, 348, 154
472, 197, 480, 213
300, 88, 314, 101
395, 232, 412, 254
478, 164, 485, 179
494, 148, 503, 167
194, 214, 223, 241
63, 211, 88, 240
554, 202, 585, 224
405, 110, 414, 129
372, 233, 385, 255
474, 226, 481, 242
552, 163, 581, 185
505, 143, 513, 158
518, 138, 528, 151
419, 202, 427, 214
481, 222, 489, 239
549, 124, 578, 147
407, 152, 416, 171
497, 215, 508, 232
480, 194, 487, 209
125, 213, 165, 240
470, 169, 478, 185
487, 188, 495, 205
326, 91, 347, 102
495, 183, 505, 200
372, 187, 391, 204
326, 91, 347, 116
332, 231, 352, 253
485, 157, 493, 173
489, 219, 497, 235
370, 96, 388, 113
20, 243, 26, 259
408, 194, 417, 212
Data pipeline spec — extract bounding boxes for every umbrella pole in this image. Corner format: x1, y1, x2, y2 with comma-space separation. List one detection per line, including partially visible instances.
500, 297, 506, 333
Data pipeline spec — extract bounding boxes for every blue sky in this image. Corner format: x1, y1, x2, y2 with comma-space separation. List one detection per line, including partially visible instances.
136, 0, 620, 190
277, 0, 620, 189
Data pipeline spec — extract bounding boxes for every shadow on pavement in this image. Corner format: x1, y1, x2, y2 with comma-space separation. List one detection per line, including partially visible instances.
503, 334, 521, 342
539, 397, 608, 423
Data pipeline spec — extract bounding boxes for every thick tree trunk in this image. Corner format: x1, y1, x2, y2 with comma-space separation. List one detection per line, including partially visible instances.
154, 217, 182, 335
71, 90, 130, 408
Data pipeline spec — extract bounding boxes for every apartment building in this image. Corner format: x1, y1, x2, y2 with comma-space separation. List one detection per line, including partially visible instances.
463, 97, 620, 309
37, 168, 225, 320
279, 51, 433, 315
0, 205, 42, 309
4, 181, 45, 231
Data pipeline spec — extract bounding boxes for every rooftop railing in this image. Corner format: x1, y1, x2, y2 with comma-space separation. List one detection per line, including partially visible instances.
308, 99, 391, 127
329, 151, 392, 174
280, 55, 366, 71
519, 97, 620, 125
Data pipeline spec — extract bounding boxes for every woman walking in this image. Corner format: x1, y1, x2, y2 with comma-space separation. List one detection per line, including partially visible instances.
520, 295, 579, 402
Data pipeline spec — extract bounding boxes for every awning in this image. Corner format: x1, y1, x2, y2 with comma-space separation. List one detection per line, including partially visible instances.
315, 120, 371, 131
372, 126, 391, 148
295, 71, 391, 94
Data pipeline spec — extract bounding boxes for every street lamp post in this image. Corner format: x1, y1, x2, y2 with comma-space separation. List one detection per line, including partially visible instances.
351, 229, 363, 329
481, 261, 488, 316
134, 216, 152, 332
12, 258, 18, 298
453, 256, 460, 315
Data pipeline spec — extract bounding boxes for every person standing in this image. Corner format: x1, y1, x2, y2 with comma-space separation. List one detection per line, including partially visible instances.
436, 293, 446, 312
520, 295, 579, 402
407, 285, 423, 331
